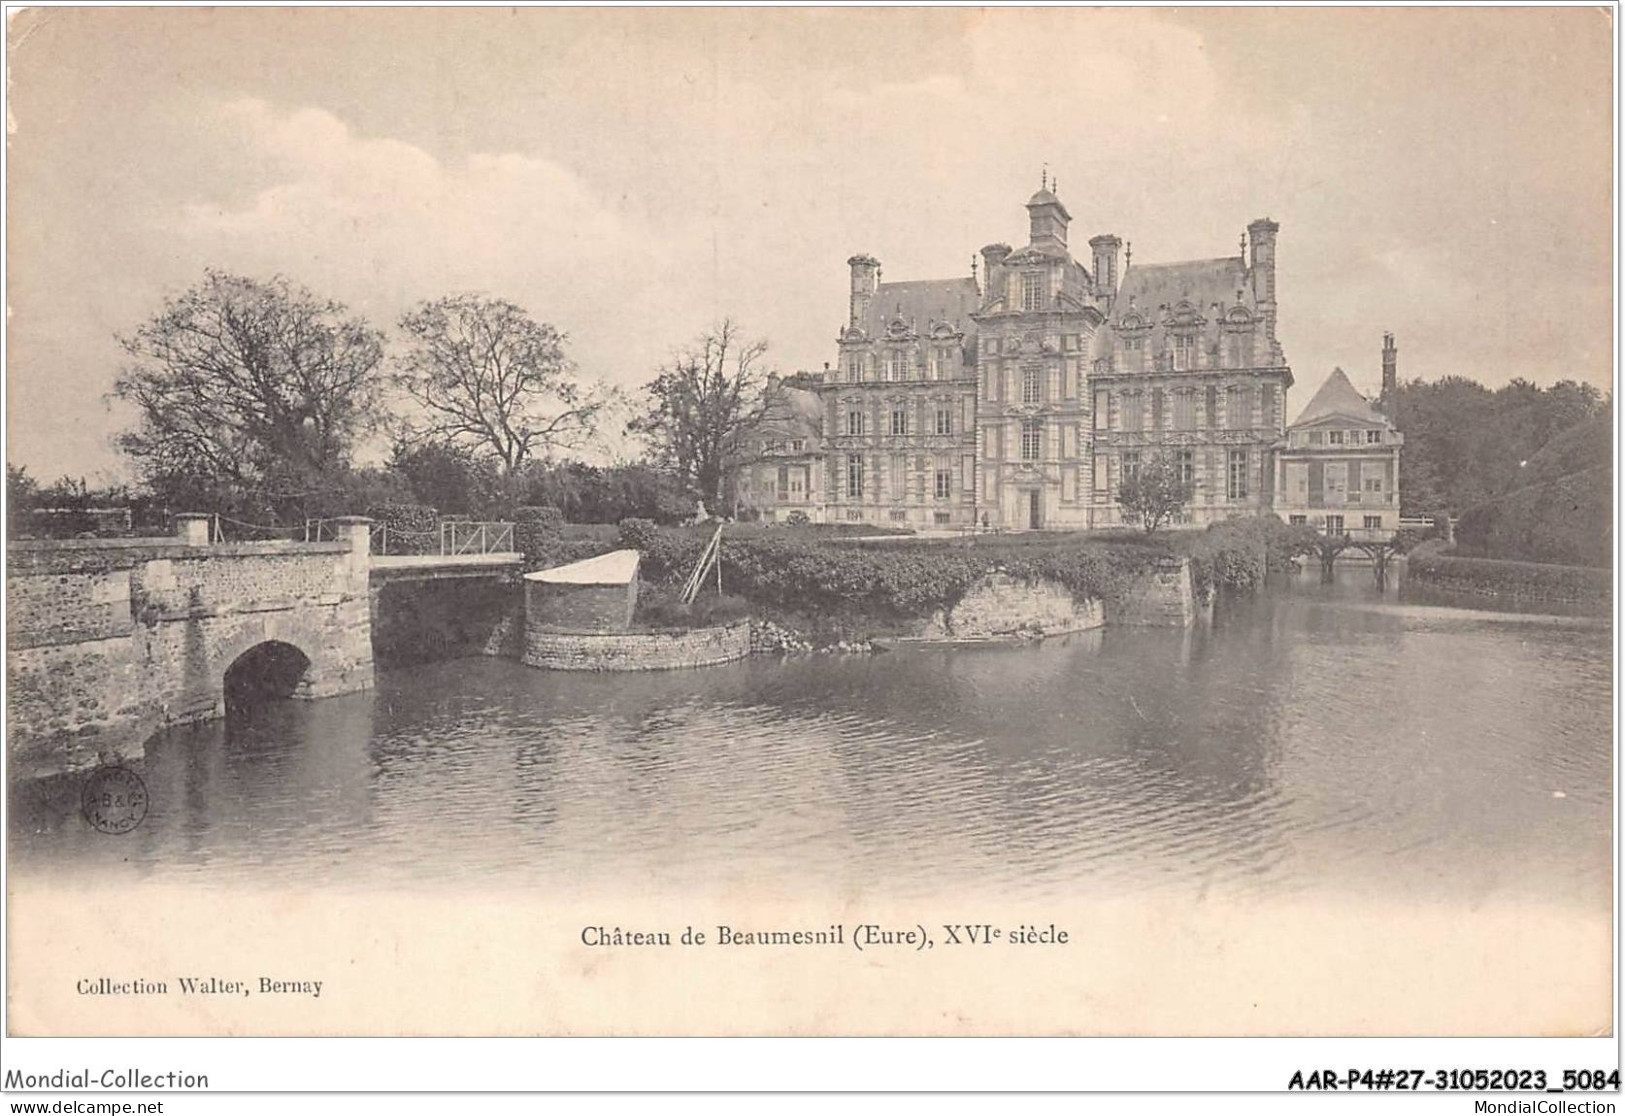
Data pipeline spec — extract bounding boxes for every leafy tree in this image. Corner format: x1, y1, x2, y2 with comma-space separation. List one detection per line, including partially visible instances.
514, 459, 691, 524
627, 319, 770, 513
1393, 375, 1608, 515
384, 438, 503, 518
1116, 452, 1193, 534
112, 271, 386, 522
7, 463, 39, 515
394, 295, 608, 477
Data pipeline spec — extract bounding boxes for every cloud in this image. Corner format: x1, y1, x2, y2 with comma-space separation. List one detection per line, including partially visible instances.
170, 99, 698, 403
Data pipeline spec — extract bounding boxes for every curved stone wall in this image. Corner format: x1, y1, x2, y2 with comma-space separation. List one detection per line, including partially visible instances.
919, 571, 1106, 641
522, 620, 752, 672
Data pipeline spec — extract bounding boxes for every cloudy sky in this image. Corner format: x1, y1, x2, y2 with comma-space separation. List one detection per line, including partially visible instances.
6, 7, 1612, 483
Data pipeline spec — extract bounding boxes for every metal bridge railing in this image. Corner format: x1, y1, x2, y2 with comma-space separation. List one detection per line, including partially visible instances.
439, 521, 516, 556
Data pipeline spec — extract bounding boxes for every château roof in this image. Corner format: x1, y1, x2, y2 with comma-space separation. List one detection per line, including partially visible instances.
1291, 367, 1387, 428
864, 277, 982, 340
1115, 256, 1253, 319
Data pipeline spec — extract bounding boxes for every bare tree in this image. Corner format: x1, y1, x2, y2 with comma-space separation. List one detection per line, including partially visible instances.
627, 319, 770, 513
394, 295, 607, 475
112, 271, 386, 518
1116, 451, 1194, 533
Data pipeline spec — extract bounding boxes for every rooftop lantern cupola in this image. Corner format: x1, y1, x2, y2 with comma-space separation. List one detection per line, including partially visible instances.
1026, 169, 1071, 251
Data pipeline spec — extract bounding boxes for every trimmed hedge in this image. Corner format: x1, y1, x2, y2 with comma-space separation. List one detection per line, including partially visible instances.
633, 529, 1173, 620
1453, 465, 1611, 568
1407, 550, 1611, 607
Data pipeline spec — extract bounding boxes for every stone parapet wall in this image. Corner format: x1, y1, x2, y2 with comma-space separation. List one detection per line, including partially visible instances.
8, 567, 135, 649
1107, 557, 1196, 627
522, 621, 751, 672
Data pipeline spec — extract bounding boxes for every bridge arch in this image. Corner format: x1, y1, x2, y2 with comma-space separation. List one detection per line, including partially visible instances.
222, 639, 315, 716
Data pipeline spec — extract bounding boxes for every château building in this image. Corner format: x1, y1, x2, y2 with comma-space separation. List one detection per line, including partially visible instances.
734, 372, 826, 523
739, 181, 1397, 534
810, 181, 1293, 529
1274, 342, 1404, 536
822, 258, 982, 527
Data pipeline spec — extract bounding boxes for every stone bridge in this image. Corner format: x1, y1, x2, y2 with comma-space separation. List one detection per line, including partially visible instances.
7, 515, 523, 778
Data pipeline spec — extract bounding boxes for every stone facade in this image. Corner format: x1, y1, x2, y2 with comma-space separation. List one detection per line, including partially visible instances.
1274, 352, 1404, 536
736, 373, 827, 523
522, 621, 752, 672
7, 521, 375, 778
802, 182, 1297, 531
823, 257, 982, 529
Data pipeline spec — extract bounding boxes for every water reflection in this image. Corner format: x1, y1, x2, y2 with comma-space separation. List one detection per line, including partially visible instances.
8, 568, 1611, 912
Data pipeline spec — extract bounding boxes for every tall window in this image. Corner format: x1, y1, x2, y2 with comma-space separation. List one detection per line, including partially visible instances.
1122, 392, 1144, 431
1093, 454, 1110, 494
1226, 385, 1251, 429
1176, 449, 1195, 488
1122, 451, 1141, 483
1094, 389, 1111, 431
846, 454, 865, 499
1325, 514, 1345, 534
887, 352, 906, 382
776, 465, 789, 500
1022, 272, 1043, 311
1172, 333, 1194, 371
1172, 391, 1196, 430
1022, 364, 1042, 404
890, 408, 908, 436
1260, 384, 1277, 428
935, 469, 952, 499
846, 409, 865, 437
1021, 420, 1042, 461
1227, 449, 1249, 501
847, 356, 863, 383
935, 408, 953, 436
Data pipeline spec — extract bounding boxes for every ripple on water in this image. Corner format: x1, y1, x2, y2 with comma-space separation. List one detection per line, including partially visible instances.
6, 576, 1612, 911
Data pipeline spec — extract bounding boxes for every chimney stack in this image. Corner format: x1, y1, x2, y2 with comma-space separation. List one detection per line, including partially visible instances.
1247, 217, 1280, 341
1089, 234, 1123, 298
847, 255, 880, 328
1380, 332, 1398, 417
980, 243, 1012, 305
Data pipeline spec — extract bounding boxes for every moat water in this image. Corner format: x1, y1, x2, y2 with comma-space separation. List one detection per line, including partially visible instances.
9, 568, 1613, 915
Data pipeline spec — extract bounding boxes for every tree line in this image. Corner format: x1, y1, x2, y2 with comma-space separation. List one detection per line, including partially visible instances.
9, 271, 771, 536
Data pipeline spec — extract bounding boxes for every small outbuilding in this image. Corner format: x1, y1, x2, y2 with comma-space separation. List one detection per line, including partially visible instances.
524, 549, 640, 633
